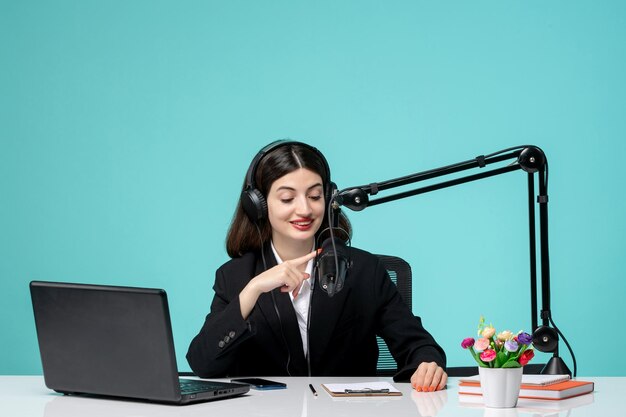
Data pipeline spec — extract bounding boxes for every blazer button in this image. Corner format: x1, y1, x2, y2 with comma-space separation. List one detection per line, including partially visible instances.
229, 331, 236, 338
218, 340, 225, 348
224, 336, 230, 343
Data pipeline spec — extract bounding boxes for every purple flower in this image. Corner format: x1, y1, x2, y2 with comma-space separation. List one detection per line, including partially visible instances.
517, 332, 532, 345
504, 339, 519, 352
461, 337, 475, 349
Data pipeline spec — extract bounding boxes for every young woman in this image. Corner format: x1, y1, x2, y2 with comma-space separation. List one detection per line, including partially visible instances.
187, 140, 447, 391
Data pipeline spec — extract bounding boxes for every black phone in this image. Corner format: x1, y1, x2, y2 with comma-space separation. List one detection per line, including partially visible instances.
230, 378, 287, 390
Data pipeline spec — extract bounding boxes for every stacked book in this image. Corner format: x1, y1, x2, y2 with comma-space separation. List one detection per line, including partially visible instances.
458, 374, 594, 400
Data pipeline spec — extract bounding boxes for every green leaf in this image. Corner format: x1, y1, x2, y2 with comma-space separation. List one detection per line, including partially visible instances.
495, 351, 508, 368
502, 361, 521, 368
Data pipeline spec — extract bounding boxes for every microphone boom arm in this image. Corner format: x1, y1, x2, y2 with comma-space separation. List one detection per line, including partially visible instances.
333, 145, 573, 375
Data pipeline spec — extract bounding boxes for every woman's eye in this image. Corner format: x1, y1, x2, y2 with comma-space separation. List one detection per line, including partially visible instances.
280, 198, 294, 204
309, 195, 322, 201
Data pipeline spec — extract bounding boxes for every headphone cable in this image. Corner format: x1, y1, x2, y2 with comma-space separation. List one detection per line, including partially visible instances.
306, 271, 314, 377
548, 316, 577, 377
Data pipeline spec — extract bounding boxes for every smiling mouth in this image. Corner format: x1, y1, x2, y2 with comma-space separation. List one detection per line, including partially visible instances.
291, 220, 312, 226
290, 219, 314, 230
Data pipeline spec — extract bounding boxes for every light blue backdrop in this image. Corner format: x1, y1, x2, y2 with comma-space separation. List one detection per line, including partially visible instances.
2, 1, 625, 376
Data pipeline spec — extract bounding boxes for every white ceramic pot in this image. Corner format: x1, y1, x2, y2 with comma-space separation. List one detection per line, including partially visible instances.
478, 367, 523, 408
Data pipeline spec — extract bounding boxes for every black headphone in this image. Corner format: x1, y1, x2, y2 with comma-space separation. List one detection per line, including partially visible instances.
241, 140, 334, 223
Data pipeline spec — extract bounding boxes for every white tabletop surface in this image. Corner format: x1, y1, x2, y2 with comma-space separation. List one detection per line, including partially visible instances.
0, 375, 620, 417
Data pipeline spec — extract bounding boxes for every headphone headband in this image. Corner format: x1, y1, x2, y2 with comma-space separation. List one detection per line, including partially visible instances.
244, 140, 330, 191
241, 140, 333, 222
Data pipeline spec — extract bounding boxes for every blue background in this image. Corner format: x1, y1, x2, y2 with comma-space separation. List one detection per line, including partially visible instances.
2, 1, 625, 376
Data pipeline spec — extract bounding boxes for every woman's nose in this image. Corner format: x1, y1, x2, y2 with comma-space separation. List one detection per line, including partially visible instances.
295, 196, 312, 216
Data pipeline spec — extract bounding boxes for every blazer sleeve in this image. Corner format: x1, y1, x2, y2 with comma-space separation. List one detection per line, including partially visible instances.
186, 264, 255, 378
371, 257, 447, 382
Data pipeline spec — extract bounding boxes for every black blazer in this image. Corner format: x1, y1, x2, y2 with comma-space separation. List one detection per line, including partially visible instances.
186, 245, 446, 381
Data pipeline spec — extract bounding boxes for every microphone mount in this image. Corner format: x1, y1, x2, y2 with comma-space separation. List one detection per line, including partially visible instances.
333, 145, 574, 376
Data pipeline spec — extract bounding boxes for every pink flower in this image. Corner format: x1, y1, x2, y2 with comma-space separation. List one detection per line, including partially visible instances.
474, 337, 490, 352
519, 349, 535, 366
480, 349, 496, 362
461, 338, 475, 349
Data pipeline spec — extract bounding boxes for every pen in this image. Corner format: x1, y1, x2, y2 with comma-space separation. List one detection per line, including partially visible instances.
309, 384, 318, 396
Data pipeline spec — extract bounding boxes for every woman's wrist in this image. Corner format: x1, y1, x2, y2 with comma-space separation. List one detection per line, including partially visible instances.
239, 280, 262, 320
245, 277, 265, 298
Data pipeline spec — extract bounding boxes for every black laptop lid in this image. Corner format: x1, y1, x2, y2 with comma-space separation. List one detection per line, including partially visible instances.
30, 281, 182, 402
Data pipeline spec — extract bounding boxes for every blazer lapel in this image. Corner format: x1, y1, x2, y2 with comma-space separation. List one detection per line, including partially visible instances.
307, 271, 351, 371
272, 290, 307, 369
253, 246, 308, 373
254, 248, 284, 343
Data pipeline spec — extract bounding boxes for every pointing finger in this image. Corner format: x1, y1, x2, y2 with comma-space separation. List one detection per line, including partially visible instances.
289, 249, 320, 267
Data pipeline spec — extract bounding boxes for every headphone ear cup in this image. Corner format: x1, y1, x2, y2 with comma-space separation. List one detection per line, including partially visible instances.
241, 188, 268, 222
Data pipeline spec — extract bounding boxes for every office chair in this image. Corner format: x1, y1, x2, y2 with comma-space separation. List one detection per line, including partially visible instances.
375, 254, 413, 376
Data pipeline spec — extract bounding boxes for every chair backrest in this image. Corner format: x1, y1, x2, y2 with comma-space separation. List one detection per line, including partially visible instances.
375, 254, 412, 376
373, 257, 546, 377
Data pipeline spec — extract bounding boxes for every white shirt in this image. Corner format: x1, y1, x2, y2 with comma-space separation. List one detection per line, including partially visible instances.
270, 242, 314, 357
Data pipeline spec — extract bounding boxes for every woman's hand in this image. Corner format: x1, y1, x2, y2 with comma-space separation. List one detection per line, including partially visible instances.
410, 362, 447, 392
239, 249, 318, 319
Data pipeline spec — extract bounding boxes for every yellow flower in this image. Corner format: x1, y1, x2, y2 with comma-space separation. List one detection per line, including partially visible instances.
497, 330, 514, 341
481, 326, 496, 338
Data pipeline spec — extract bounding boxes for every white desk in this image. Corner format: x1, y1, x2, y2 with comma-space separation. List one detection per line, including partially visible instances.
0, 376, 621, 417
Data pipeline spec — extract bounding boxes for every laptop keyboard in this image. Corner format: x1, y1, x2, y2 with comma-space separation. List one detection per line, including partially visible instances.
179, 379, 227, 395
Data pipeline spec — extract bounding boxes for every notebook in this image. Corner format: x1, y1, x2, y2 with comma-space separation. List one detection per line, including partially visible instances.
460, 374, 571, 386
30, 281, 249, 405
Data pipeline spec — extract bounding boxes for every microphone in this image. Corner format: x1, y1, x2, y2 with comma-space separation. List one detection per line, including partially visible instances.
316, 237, 350, 297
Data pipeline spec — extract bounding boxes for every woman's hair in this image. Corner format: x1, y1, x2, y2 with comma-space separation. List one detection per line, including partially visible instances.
226, 142, 352, 258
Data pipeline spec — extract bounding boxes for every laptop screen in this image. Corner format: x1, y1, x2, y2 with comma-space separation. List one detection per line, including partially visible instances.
31, 281, 183, 402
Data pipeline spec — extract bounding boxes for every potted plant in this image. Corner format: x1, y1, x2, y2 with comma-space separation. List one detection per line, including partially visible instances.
461, 317, 535, 408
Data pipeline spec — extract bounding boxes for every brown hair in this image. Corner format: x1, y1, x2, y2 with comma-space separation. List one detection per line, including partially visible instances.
226, 142, 352, 257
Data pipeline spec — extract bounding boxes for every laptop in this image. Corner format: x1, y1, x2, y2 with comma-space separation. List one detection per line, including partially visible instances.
30, 281, 249, 405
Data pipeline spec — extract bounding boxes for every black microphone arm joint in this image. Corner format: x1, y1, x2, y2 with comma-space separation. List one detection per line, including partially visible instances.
334, 188, 370, 211
518, 146, 546, 173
